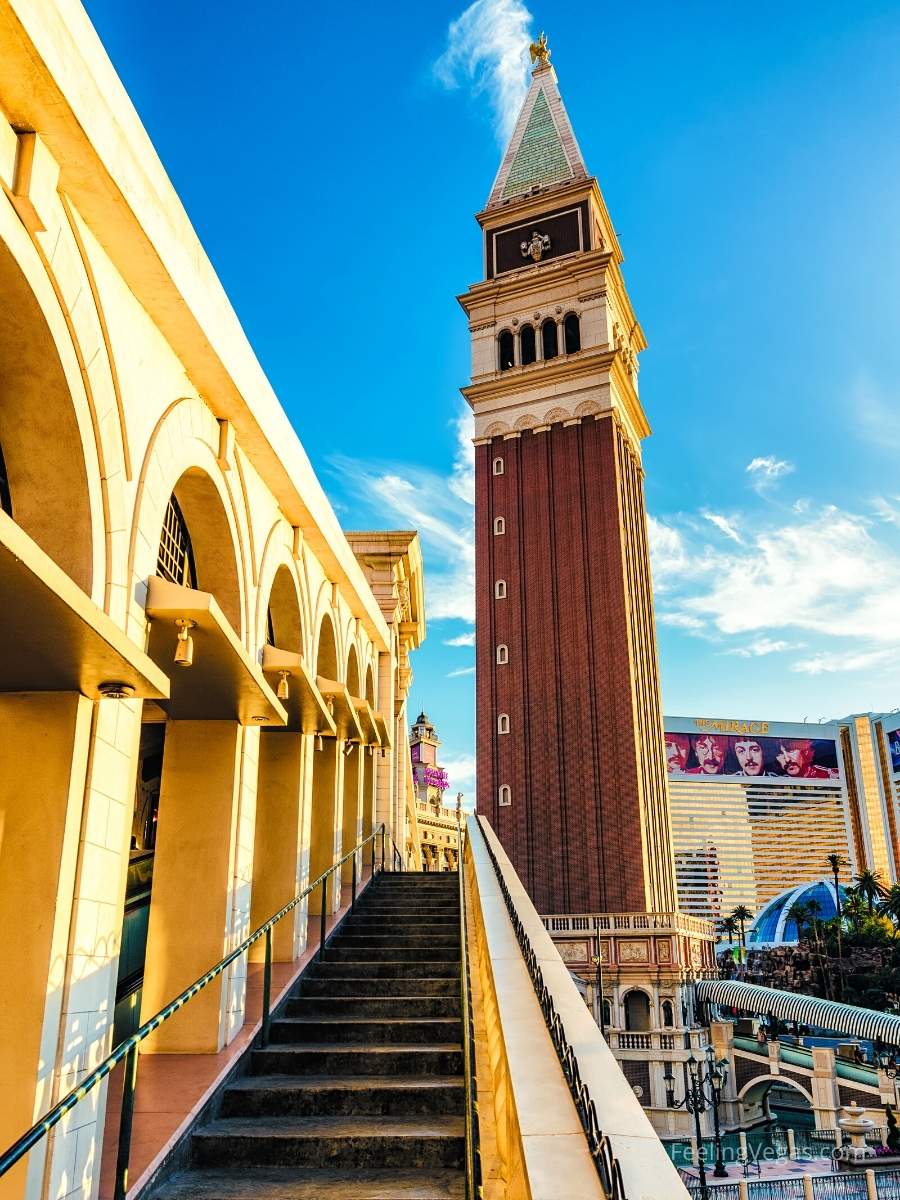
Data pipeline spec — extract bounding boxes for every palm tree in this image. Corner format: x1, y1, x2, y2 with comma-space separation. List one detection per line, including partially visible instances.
720, 915, 738, 942
732, 904, 753, 966
787, 901, 811, 941
827, 854, 849, 921
843, 889, 866, 933
854, 868, 887, 916
878, 885, 900, 932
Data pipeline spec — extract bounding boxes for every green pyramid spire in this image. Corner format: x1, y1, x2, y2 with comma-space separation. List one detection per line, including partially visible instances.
502, 89, 572, 199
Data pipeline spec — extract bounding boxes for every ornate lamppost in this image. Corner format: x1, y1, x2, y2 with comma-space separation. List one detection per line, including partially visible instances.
664, 1046, 729, 1197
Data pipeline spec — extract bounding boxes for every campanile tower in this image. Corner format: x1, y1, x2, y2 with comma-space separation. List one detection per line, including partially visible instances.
459, 44, 677, 917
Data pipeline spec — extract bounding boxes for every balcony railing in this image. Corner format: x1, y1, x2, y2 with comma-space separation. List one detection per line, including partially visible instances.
543, 911, 716, 937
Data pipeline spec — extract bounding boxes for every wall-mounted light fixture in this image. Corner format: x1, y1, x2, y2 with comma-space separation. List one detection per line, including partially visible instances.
343, 741, 355, 757
174, 618, 195, 667
314, 734, 324, 752
277, 671, 290, 701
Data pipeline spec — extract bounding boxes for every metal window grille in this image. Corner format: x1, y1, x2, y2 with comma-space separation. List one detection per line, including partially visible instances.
157, 496, 196, 587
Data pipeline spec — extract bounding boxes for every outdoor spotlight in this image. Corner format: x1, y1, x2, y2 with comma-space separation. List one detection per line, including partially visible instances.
98, 682, 136, 700
343, 741, 355, 757
174, 618, 195, 667
314, 734, 324, 752
277, 671, 290, 701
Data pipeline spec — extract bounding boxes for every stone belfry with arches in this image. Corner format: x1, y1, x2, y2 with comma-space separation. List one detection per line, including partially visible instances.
459, 37, 716, 1133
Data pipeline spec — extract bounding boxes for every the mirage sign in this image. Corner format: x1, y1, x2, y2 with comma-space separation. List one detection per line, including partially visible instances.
664, 716, 840, 783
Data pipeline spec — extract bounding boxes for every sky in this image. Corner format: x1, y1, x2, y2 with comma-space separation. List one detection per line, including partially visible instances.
82, 0, 900, 801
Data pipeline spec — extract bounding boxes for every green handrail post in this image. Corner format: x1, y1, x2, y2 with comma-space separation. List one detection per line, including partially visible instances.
113, 1041, 139, 1200
318, 876, 328, 962
371, 833, 376, 880
261, 926, 272, 1048
351, 851, 357, 913
381, 823, 385, 873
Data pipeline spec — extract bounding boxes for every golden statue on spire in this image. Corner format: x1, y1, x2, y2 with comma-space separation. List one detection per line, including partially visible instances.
529, 31, 550, 67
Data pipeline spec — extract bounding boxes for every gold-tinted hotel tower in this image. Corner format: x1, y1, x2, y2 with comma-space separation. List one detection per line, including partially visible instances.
459, 43, 677, 916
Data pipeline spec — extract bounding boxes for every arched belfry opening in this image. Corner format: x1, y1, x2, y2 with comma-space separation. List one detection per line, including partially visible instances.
310, 613, 341, 911
624, 990, 651, 1032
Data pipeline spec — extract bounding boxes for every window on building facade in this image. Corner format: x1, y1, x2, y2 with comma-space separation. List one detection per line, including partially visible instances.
542, 318, 558, 360
492, 457, 504, 475
494, 579, 507, 599
493, 516, 505, 535
498, 784, 511, 807
661, 999, 674, 1028
0, 440, 11, 516
498, 329, 514, 371
520, 323, 536, 365
496, 644, 508, 665
157, 494, 197, 587
564, 312, 581, 354
497, 713, 510, 734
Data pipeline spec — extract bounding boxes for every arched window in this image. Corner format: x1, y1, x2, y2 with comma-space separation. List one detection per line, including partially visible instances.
602, 999, 612, 1030
496, 644, 509, 665
494, 579, 507, 599
661, 999, 675, 1028
542, 319, 558, 360
493, 516, 505, 535
624, 990, 651, 1033
157, 495, 197, 587
520, 323, 536, 366
0, 440, 11, 516
497, 713, 510, 735
498, 330, 515, 371
493, 457, 505, 476
498, 784, 512, 807
564, 313, 581, 354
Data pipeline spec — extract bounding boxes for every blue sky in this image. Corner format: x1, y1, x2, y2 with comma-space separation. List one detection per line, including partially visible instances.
83, 0, 900, 800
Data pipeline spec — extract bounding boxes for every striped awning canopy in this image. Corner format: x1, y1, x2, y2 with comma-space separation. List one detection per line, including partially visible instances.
696, 978, 900, 1047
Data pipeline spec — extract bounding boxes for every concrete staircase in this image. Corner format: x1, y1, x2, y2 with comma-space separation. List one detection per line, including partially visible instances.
152, 872, 465, 1199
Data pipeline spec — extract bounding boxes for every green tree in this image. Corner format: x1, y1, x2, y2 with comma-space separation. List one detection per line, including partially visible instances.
827, 853, 849, 1000
732, 904, 753, 964
878, 885, 900, 931
854, 868, 886, 916
720, 915, 738, 941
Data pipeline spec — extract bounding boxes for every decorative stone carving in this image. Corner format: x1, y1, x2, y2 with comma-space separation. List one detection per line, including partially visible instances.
574, 400, 602, 418
521, 231, 551, 262
543, 407, 571, 426
513, 414, 537, 431
483, 422, 509, 438
619, 940, 650, 964
557, 940, 588, 964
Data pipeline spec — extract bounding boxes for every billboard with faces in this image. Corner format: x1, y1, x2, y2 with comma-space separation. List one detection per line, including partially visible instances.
664, 718, 840, 783
883, 718, 900, 776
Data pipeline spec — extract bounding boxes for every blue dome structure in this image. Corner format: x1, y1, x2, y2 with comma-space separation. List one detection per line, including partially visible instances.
747, 878, 847, 946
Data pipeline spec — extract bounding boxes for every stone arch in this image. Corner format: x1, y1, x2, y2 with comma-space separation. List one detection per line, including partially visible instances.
129, 400, 248, 641
0, 221, 103, 597
738, 1073, 814, 1114
315, 611, 339, 679
514, 414, 537, 431
346, 644, 361, 697
365, 663, 376, 705
310, 609, 341, 911
256, 528, 308, 657
544, 407, 572, 425
484, 422, 510, 438
574, 400, 602, 418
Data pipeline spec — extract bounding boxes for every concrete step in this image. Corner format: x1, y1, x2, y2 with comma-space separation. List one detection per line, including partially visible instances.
152, 1166, 465, 1199
331, 935, 459, 949
285, 995, 460, 1019
297, 975, 458, 998
220, 1075, 465, 1118
324, 945, 460, 963
251, 1044, 464, 1077
346, 915, 459, 926
191, 1115, 466, 1170
270, 1017, 461, 1045
308, 960, 459, 979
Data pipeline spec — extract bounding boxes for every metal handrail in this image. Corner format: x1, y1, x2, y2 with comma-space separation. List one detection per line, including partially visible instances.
0, 822, 391, 1199
458, 819, 483, 1199
476, 815, 628, 1199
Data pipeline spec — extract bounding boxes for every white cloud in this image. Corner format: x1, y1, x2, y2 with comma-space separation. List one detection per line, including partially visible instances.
725, 638, 798, 658
439, 753, 477, 803
329, 407, 475, 624
746, 455, 794, 493
447, 665, 476, 677
433, 0, 533, 145
791, 648, 898, 676
657, 611, 706, 631
445, 632, 476, 647
648, 515, 689, 589
702, 510, 742, 543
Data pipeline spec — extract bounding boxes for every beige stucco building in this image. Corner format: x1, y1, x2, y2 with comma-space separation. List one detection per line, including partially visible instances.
0, 3, 426, 1197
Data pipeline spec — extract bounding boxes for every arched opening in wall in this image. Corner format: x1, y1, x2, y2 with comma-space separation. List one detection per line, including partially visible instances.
118, 467, 246, 1046
341, 645, 363, 887
493, 516, 505, 535
363, 664, 376, 843
0, 238, 94, 591
310, 613, 340, 911
497, 713, 510, 735
661, 999, 675, 1028
602, 999, 612, 1029
496, 644, 508, 665
494, 580, 507, 599
492, 457, 504, 476
498, 329, 514, 371
564, 313, 581, 354
623, 990, 651, 1032
520, 323, 536, 365
739, 1077, 814, 1131
252, 563, 306, 962
542, 319, 558, 360
498, 784, 511, 807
